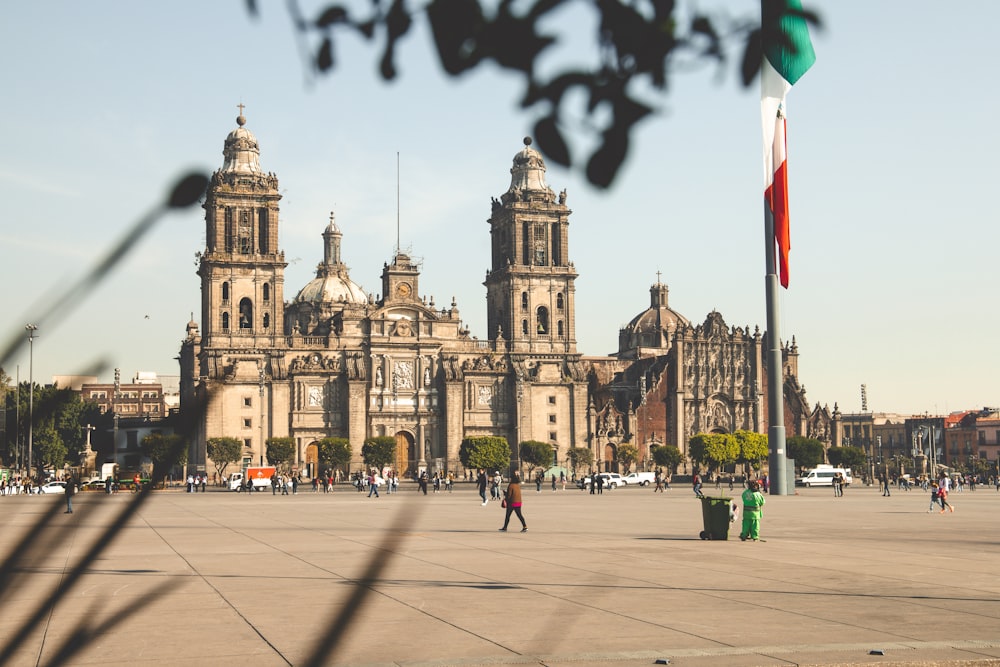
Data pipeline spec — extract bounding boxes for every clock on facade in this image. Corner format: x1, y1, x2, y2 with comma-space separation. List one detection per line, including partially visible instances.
395, 282, 411, 298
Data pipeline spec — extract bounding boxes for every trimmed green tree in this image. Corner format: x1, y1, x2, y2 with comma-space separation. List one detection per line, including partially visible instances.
651, 444, 683, 474
567, 447, 593, 477
826, 446, 866, 472
786, 435, 825, 470
616, 443, 639, 474
316, 437, 352, 474
688, 433, 738, 474
266, 437, 296, 469
734, 430, 768, 475
206, 436, 243, 481
362, 436, 396, 471
141, 433, 188, 485
459, 436, 511, 475
519, 440, 553, 478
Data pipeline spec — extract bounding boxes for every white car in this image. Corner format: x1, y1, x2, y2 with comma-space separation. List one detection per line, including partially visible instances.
622, 471, 656, 486
40, 481, 67, 494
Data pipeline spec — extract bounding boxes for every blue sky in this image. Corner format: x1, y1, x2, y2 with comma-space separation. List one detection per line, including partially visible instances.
2, 1, 998, 416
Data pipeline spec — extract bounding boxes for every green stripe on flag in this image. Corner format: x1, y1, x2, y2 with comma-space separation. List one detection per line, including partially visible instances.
763, 0, 816, 85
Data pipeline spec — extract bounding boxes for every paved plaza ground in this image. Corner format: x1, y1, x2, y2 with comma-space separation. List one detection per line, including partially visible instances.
2, 480, 999, 667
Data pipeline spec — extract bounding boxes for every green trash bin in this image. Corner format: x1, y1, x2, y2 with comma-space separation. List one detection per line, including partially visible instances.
698, 496, 734, 540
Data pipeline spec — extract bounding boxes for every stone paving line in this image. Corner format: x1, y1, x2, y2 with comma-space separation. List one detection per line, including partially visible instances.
1, 482, 999, 666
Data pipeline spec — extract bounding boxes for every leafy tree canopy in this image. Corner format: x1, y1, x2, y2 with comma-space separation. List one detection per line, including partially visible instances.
616, 443, 639, 474
567, 446, 593, 474
734, 430, 768, 466
141, 433, 188, 484
786, 435, 825, 470
459, 436, 511, 474
266, 437, 296, 468
519, 440, 553, 475
207, 437, 244, 479
362, 436, 396, 471
688, 433, 738, 472
651, 444, 683, 473
316, 437, 352, 471
826, 446, 866, 472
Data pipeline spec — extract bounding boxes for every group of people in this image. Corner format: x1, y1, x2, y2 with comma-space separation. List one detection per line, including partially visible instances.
185, 473, 208, 493
0, 476, 35, 495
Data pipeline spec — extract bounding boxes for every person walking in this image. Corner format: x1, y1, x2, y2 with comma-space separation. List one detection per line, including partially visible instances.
739, 480, 766, 541
498, 472, 528, 532
535, 473, 542, 493
64, 475, 76, 514
551, 473, 557, 492
476, 469, 488, 505
692, 471, 704, 498
938, 483, 955, 513
595, 473, 604, 495
881, 473, 891, 497
654, 469, 664, 493
367, 471, 380, 498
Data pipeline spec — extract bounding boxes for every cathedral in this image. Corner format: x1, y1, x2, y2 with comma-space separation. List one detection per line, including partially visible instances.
179, 113, 835, 478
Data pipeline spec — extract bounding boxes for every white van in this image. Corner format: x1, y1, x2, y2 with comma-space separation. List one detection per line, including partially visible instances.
796, 465, 852, 487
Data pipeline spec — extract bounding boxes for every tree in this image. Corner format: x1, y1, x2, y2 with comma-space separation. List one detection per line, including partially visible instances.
266, 1, 820, 188
734, 430, 768, 474
266, 437, 296, 469
567, 447, 593, 476
316, 437, 352, 473
459, 436, 511, 474
141, 433, 188, 485
786, 435, 825, 470
651, 444, 683, 474
362, 436, 396, 471
616, 444, 639, 474
34, 422, 66, 471
519, 440, 553, 477
206, 436, 243, 480
826, 446, 866, 472
688, 433, 738, 474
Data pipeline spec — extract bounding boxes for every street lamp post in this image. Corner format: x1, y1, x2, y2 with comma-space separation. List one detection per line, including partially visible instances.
258, 361, 266, 467
25, 324, 37, 484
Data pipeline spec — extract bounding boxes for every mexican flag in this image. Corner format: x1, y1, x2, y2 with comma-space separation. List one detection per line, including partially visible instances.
761, 0, 815, 289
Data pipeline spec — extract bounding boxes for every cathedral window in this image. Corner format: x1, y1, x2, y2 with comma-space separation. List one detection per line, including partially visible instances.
224, 208, 234, 253
239, 298, 253, 329
533, 224, 546, 265
557, 320, 564, 337
521, 319, 528, 335
262, 283, 270, 302
551, 222, 561, 265
258, 208, 269, 253
521, 292, 528, 311
222, 312, 230, 332
263, 312, 270, 329
238, 210, 252, 254
221, 282, 230, 303
556, 293, 564, 310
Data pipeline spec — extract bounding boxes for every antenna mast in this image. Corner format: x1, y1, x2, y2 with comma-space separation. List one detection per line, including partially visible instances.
396, 152, 400, 254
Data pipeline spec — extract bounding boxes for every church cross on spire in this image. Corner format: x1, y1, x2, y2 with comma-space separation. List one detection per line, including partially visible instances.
656, 270, 662, 284
238, 103, 245, 116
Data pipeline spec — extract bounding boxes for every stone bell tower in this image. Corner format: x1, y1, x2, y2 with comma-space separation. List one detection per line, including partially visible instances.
484, 138, 578, 355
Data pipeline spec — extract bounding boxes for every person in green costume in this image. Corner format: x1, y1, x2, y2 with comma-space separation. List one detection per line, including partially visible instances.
740, 480, 766, 541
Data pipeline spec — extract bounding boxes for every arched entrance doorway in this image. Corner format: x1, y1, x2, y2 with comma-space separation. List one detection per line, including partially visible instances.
604, 442, 618, 472
394, 431, 415, 477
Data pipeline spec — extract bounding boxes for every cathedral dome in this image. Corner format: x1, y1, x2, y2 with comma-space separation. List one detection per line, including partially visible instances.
294, 272, 368, 305
221, 113, 262, 174
293, 213, 368, 306
618, 281, 689, 357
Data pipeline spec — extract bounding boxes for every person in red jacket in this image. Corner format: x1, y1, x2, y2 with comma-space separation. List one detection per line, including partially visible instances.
498, 473, 527, 533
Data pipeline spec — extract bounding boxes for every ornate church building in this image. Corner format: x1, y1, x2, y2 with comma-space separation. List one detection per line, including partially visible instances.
179, 113, 834, 478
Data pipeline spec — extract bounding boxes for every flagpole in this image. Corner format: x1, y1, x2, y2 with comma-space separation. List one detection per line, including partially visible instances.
764, 200, 788, 495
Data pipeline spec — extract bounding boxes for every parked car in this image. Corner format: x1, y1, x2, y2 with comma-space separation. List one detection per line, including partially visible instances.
622, 471, 656, 486
575, 473, 624, 489
39, 481, 67, 494
83, 480, 106, 492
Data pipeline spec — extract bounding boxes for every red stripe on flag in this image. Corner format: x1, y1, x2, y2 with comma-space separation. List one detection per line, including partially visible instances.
766, 116, 791, 288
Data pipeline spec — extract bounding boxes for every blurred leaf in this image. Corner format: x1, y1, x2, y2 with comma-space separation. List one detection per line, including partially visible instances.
587, 128, 629, 189
427, 0, 485, 75
534, 116, 570, 167
167, 172, 209, 209
316, 6, 348, 27
741, 28, 762, 87
317, 37, 334, 72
